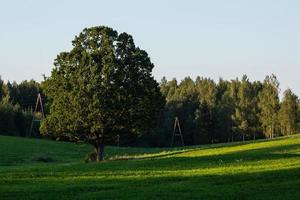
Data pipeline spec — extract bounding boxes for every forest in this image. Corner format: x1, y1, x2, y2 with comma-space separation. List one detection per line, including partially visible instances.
154, 74, 299, 146
0, 74, 298, 147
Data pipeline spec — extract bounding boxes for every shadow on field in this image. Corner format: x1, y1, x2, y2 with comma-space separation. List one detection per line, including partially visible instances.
110, 140, 264, 161
100, 143, 300, 172
115, 137, 297, 161
2, 165, 300, 200
13, 141, 298, 175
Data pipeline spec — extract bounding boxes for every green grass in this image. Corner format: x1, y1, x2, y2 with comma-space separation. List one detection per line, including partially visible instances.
1, 135, 300, 199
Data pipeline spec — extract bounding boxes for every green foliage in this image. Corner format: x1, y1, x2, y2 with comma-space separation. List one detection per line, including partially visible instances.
232, 75, 259, 140
0, 100, 19, 135
278, 89, 298, 135
157, 74, 299, 147
258, 75, 280, 138
0, 70, 299, 148
41, 26, 164, 161
1, 135, 300, 199
195, 77, 217, 107
17, 80, 40, 109
195, 101, 212, 144
0, 98, 33, 137
0, 77, 37, 137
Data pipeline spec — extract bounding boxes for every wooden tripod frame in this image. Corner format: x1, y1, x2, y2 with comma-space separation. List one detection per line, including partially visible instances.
29, 93, 45, 137
171, 117, 184, 147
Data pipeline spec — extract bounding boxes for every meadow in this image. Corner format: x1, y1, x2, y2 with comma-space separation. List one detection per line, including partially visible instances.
1, 135, 300, 199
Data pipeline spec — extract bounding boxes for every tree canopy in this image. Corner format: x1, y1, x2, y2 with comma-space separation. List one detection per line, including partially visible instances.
41, 26, 164, 161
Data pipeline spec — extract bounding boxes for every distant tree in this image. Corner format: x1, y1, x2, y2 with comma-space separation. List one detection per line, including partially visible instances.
251, 81, 263, 139
195, 77, 217, 143
216, 78, 229, 103
5, 81, 19, 104
278, 89, 298, 135
195, 77, 217, 107
164, 78, 178, 102
17, 80, 40, 109
228, 79, 240, 141
0, 96, 18, 135
160, 77, 169, 98
174, 77, 198, 144
258, 75, 280, 139
41, 26, 164, 161
0, 80, 34, 137
195, 101, 212, 144
233, 75, 256, 141
216, 80, 235, 142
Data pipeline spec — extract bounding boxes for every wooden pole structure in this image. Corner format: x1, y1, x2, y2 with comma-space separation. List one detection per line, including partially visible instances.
29, 93, 45, 137
171, 117, 184, 147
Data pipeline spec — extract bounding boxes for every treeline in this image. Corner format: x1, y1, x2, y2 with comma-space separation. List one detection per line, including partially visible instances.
1, 74, 299, 147
146, 74, 299, 147
0, 78, 41, 137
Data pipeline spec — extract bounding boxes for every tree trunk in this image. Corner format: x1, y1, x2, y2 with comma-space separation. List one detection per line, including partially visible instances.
95, 143, 104, 162
95, 135, 105, 162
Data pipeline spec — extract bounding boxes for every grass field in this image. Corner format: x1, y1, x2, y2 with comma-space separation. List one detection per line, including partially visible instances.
1, 135, 300, 199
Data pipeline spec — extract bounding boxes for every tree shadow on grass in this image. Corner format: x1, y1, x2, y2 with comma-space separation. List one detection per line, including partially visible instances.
10, 141, 298, 177
110, 136, 300, 162
108, 139, 268, 161
99, 143, 300, 173
2, 165, 300, 200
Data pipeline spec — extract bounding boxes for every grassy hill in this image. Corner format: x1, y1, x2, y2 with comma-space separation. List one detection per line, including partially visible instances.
1, 135, 300, 199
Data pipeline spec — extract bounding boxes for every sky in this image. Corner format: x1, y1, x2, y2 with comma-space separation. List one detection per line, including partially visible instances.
0, 0, 300, 95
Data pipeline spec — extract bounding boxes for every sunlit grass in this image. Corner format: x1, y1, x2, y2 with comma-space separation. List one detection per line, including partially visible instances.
1, 135, 300, 199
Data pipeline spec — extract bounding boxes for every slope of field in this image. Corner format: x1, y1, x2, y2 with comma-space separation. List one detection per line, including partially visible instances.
1, 135, 300, 200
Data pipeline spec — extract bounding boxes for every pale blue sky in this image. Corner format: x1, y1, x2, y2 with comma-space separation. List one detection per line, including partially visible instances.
0, 0, 300, 95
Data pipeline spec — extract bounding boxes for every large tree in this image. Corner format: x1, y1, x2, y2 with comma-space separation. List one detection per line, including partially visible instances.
41, 26, 164, 161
